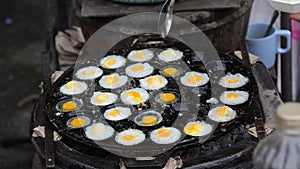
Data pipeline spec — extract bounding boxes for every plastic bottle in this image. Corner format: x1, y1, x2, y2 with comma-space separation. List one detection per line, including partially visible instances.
253, 102, 300, 169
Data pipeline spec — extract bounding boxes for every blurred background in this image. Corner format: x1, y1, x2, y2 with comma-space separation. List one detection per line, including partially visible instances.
0, 1, 45, 168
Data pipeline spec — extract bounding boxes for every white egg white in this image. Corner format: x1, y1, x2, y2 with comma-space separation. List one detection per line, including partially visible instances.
125, 63, 154, 78
90, 92, 118, 106
220, 91, 249, 105
158, 48, 183, 62
127, 49, 154, 62
218, 73, 249, 88
150, 127, 181, 145
60, 80, 88, 95
139, 75, 168, 90
99, 73, 128, 89
103, 107, 132, 121
100, 55, 126, 69
208, 106, 237, 122
180, 72, 209, 87
85, 123, 114, 141
183, 121, 213, 136
120, 88, 149, 105
115, 129, 145, 146
75, 66, 103, 80
206, 98, 219, 104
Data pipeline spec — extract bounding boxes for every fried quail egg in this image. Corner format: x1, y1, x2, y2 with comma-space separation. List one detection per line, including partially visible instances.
219, 73, 249, 88
90, 92, 118, 106
150, 127, 181, 145
56, 98, 83, 112
158, 48, 183, 62
139, 75, 168, 90
120, 88, 149, 105
125, 63, 154, 78
100, 55, 126, 69
67, 116, 90, 129
220, 91, 249, 105
115, 129, 145, 146
104, 106, 132, 121
127, 49, 154, 62
134, 110, 162, 126
85, 123, 114, 141
160, 65, 183, 77
183, 121, 212, 137
208, 106, 236, 122
155, 92, 179, 104
60, 80, 88, 95
99, 73, 128, 89
75, 66, 103, 80
180, 72, 209, 87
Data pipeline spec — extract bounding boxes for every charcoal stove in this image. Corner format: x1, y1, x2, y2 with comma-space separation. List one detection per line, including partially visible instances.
29, 0, 283, 168
31, 31, 263, 168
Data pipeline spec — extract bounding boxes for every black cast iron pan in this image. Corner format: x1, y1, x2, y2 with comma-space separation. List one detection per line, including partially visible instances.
46, 34, 258, 157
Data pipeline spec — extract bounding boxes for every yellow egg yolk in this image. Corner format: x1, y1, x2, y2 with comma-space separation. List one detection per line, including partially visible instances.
216, 107, 228, 118
62, 101, 77, 112
163, 49, 176, 56
66, 81, 81, 90
157, 128, 171, 138
131, 65, 145, 73
227, 78, 241, 84
184, 123, 203, 136
147, 76, 163, 85
122, 134, 136, 142
160, 93, 176, 103
106, 75, 120, 85
109, 109, 121, 117
142, 116, 158, 126
70, 118, 87, 128
104, 59, 116, 67
91, 126, 104, 136
126, 91, 143, 103
187, 75, 202, 84
134, 51, 147, 58
163, 68, 178, 76
82, 69, 96, 76
227, 93, 240, 100
95, 93, 111, 103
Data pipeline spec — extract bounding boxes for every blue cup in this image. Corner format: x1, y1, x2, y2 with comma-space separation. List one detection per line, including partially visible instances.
246, 23, 291, 68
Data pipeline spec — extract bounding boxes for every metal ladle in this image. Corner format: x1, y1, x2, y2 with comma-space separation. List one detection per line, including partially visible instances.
157, 0, 175, 38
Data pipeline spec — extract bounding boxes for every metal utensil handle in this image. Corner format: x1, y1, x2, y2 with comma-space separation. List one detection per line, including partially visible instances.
42, 50, 55, 168
240, 41, 251, 68
157, 0, 175, 38
240, 41, 266, 139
